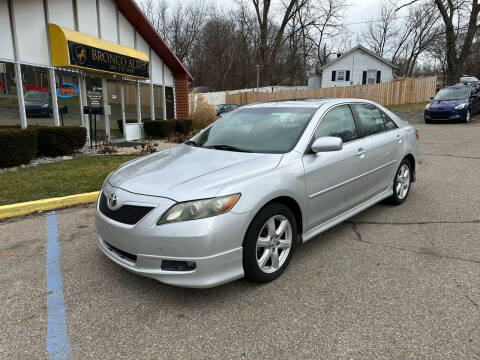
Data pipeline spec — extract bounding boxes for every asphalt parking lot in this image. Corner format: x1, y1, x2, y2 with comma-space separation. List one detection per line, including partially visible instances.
2, 112, 480, 359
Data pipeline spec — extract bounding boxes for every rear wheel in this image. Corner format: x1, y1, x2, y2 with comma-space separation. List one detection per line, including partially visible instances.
387, 158, 412, 205
243, 203, 296, 283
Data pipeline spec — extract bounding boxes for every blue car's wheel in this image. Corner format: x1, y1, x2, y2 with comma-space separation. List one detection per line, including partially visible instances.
465, 110, 471, 123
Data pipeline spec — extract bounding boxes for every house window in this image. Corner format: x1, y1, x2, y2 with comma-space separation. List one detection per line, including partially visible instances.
336, 70, 345, 81
367, 70, 376, 84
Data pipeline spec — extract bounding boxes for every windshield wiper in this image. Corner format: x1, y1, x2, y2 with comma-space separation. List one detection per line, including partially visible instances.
184, 140, 200, 147
206, 144, 252, 152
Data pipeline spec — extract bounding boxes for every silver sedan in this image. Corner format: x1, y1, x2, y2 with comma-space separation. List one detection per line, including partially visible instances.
95, 99, 419, 288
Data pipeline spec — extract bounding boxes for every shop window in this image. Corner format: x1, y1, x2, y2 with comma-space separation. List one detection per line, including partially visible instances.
55, 70, 82, 127
140, 82, 151, 121
123, 80, 137, 123
0, 61, 20, 128
154, 85, 164, 120
21, 64, 53, 126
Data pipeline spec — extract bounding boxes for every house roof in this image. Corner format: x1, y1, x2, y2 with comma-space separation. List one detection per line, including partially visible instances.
318, 45, 398, 71
114, 0, 192, 80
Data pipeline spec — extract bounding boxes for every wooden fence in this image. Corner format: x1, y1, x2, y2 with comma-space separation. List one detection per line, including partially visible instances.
225, 76, 437, 106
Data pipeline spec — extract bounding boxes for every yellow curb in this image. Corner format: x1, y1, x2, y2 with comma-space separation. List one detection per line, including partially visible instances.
0, 191, 100, 220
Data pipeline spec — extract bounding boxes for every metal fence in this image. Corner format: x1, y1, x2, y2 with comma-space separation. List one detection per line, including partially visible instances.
225, 76, 437, 106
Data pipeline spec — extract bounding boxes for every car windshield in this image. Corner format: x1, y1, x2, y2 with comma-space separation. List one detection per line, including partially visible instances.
24, 91, 49, 101
434, 87, 470, 100
189, 107, 317, 153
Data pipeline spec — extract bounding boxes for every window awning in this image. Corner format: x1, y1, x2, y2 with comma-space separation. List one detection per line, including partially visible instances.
48, 24, 150, 79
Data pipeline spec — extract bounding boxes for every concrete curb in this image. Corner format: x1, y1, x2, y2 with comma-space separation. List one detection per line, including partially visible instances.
0, 191, 100, 220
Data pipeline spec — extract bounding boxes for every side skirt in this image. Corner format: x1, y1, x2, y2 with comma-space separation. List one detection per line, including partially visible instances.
302, 187, 393, 243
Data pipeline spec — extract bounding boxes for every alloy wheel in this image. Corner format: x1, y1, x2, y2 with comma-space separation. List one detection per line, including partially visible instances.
256, 215, 292, 273
396, 164, 410, 200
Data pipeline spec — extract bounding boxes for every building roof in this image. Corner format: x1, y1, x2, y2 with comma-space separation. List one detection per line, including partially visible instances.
115, 0, 192, 80
318, 45, 398, 71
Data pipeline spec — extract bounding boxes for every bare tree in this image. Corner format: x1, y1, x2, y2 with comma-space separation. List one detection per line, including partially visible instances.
434, 0, 480, 82
137, 0, 209, 67
396, 0, 480, 82
364, 1, 399, 58
401, 3, 442, 76
251, 0, 311, 84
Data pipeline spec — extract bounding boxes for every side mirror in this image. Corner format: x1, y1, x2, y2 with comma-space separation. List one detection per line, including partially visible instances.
311, 136, 343, 153
430, 96, 434, 100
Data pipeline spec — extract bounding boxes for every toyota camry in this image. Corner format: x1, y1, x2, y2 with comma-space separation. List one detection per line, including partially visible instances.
95, 99, 418, 288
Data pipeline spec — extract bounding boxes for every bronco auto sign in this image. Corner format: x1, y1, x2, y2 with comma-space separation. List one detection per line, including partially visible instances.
67, 41, 149, 78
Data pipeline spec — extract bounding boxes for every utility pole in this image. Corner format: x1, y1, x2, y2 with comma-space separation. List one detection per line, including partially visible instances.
256, 65, 260, 103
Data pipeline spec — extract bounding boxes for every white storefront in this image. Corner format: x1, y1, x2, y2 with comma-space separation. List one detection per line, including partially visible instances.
0, 0, 191, 141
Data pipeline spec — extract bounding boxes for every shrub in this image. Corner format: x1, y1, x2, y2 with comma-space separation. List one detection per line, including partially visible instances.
174, 119, 193, 134
143, 120, 175, 138
0, 128, 37, 167
190, 94, 217, 129
35, 126, 87, 156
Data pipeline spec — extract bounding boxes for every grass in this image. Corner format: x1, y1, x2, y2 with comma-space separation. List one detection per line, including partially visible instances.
385, 102, 428, 112
0, 155, 139, 206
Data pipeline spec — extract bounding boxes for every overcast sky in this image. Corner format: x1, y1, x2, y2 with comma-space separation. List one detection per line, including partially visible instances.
140, 0, 388, 35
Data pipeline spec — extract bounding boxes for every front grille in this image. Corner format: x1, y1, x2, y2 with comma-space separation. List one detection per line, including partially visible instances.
99, 193, 154, 225
428, 111, 452, 119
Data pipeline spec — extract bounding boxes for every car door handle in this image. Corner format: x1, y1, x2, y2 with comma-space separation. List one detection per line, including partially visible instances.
395, 134, 403, 142
356, 148, 367, 157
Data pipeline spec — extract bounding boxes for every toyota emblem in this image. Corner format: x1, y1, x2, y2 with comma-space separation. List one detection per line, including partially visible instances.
107, 193, 118, 209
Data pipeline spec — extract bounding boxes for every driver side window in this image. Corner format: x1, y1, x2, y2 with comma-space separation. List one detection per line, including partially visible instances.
313, 105, 358, 143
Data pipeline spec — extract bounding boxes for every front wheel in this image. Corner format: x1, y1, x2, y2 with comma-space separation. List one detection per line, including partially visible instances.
243, 203, 296, 283
465, 110, 471, 123
387, 158, 412, 205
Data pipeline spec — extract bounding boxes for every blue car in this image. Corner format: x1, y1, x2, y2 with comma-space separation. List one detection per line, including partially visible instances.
424, 83, 480, 123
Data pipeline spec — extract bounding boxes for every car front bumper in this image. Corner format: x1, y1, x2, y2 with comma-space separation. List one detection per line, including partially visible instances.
424, 108, 467, 121
95, 189, 252, 288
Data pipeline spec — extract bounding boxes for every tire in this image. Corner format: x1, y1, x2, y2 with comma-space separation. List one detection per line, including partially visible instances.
387, 158, 412, 205
243, 203, 297, 283
465, 110, 471, 123
424, 118, 431, 124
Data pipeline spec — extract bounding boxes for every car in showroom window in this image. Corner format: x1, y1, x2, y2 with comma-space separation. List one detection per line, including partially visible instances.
96, 99, 419, 288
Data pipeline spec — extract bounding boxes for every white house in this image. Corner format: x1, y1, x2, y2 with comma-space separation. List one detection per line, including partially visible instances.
318, 45, 398, 88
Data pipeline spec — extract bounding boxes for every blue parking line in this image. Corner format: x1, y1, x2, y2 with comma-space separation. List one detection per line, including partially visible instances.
45, 211, 70, 360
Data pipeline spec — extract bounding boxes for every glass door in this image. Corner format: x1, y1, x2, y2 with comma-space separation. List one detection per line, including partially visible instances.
85, 75, 105, 141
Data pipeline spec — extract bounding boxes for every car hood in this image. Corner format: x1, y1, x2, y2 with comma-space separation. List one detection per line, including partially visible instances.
24, 100, 48, 107
429, 98, 467, 109
108, 144, 283, 201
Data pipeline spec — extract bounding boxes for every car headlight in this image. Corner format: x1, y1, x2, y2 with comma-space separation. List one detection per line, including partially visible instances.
455, 103, 466, 110
157, 193, 241, 225
425, 104, 430, 110
41, 104, 49, 109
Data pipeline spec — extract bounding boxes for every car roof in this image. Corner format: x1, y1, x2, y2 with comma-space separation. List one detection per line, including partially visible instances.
242, 98, 379, 109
